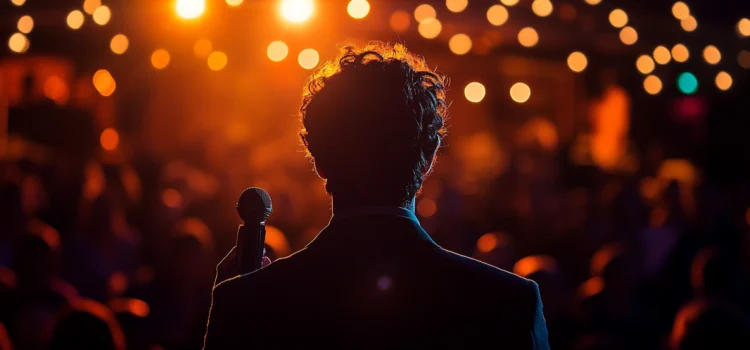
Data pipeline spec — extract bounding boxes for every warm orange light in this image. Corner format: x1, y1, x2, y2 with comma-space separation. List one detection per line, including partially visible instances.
738, 18, 750, 37
636, 55, 655, 74
567, 51, 588, 73
110, 34, 129, 55
92, 5, 111, 25
446, 0, 468, 13
486, 5, 509, 26
518, 27, 539, 48
93, 69, 116, 97
449, 34, 472, 55
417, 198, 437, 217
715, 71, 732, 91
418, 18, 442, 39
162, 188, 183, 208
176, 0, 205, 19
8, 33, 29, 53
298, 48, 319, 69
500, 0, 519, 6
584, 0, 601, 5
619, 26, 638, 45
389, 10, 411, 32
531, 0, 553, 18
739, 50, 750, 69
703, 45, 721, 65
609, 9, 628, 28
193, 39, 212, 58
267, 41, 289, 62
476, 233, 498, 253
414, 4, 436, 23
281, 0, 314, 23
43, 76, 69, 105
11, 0, 26, 6
347, 0, 370, 19
207, 51, 228, 71
100, 128, 120, 151
653, 46, 671, 65
83, 0, 101, 14
151, 49, 170, 69
672, 44, 690, 63
672, 2, 690, 20
681, 16, 697, 32
67, 10, 85, 30
643, 75, 662, 95
17, 15, 33, 34
510, 82, 531, 103
464, 82, 486, 103
226, 0, 244, 6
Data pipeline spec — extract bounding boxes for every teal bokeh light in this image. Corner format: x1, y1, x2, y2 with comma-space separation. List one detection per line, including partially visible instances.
677, 72, 699, 95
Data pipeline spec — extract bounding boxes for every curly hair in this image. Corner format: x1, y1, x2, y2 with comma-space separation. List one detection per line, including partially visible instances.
300, 42, 448, 206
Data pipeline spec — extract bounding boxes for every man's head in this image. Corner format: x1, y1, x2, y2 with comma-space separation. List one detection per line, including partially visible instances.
300, 43, 448, 207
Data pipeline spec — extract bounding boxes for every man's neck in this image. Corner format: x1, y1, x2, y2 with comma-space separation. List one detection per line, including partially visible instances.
332, 196, 416, 214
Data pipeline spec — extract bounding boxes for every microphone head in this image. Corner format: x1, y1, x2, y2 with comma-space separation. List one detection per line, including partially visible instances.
237, 187, 272, 223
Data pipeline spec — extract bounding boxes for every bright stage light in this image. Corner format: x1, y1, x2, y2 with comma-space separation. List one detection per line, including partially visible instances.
281, 0, 314, 23
176, 0, 205, 19
348, 0, 370, 19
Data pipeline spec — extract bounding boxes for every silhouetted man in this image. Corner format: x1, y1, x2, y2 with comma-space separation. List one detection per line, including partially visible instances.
204, 43, 550, 349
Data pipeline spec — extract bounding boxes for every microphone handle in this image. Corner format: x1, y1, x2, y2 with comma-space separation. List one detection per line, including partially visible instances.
236, 222, 266, 275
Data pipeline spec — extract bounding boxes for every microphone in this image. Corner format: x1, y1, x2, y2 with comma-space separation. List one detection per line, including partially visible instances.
235, 187, 272, 274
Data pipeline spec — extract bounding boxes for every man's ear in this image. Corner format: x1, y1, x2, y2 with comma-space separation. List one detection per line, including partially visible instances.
313, 159, 327, 179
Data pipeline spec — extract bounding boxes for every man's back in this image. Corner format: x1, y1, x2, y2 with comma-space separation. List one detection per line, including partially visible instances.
205, 212, 549, 348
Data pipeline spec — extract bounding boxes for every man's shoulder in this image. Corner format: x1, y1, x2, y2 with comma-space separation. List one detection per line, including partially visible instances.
433, 247, 535, 293
212, 248, 306, 296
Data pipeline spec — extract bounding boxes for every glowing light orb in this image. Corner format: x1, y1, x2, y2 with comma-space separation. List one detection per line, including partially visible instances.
281, 0, 314, 23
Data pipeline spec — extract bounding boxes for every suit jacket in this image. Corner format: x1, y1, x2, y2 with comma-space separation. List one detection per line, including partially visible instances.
204, 208, 550, 349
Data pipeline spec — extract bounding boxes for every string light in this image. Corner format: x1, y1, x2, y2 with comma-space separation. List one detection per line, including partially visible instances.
671, 44, 689, 63
449, 34, 472, 55
446, 0, 468, 13
347, 0, 370, 19
298, 48, 320, 69
100, 128, 119, 151
677, 72, 698, 95
67, 10, 85, 30
609, 9, 628, 28
501, 0, 519, 6
518, 27, 539, 48
83, 0, 101, 14
17, 15, 33, 34
703, 45, 721, 65
584, 0, 601, 5
653, 46, 671, 65
207, 51, 228, 71
177, 0, 205, 19
110, 34, 129, 55
681, 16, 697, 32
281, 0, 313, 23
510, 83, 531, 103
643, 75, 662, 95
389, 11, 411, 32
151, 49, 171, 69
464, 82, 486, 103
193, 39, 212, 58
619, 26, 638, 45
671, 2, 690, 20
414, 4, 437, 23
738, 18, 750, 37
93, 69, 116, 96
418, 18, 442, 39
267, 41, 289, 62
532, 0, 553, 18
11, 0, 25, 6
226, 0, 244, 6
567, 52, 588, 73
636, 55, 655, 74
93, 5, 111, 25
715, 71, 732, 91
486, 5, 509, 26
8, 33, 29, 53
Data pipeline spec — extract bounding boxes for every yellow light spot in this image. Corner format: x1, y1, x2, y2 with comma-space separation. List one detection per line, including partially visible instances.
110, 34, 129, 55
11, 0, 26, 6
584, 0, 601, 5
738, 18, 750, 37
446, 0, 468, 13
281, 0, 314, 23
93, 69, 116, 97
67, 10, 85, 30
417, 198, 437, 217
531, 0, 553, 18
636, 55, 655, 74
672, 2, 690, 20
151, 49, 170, 69
176, 0, 205, 19
715, 71, 732, 91
298, 48, 319, 69
672, 44, 689, 63
449, 34, 472, 55
703, 45, 721, 65
43, 76, 69, 105
207, 51, 228, 71
226, 0, 243, 6
501, 0, 519, 6
418, 18, 442, 39
739, 50, 750, 69
609, 9, 628, 28
486, 5, 509, 26
347, 0, 370, 19
93, 5, 111, 25
476, 233, 498, 253
681, 16, 697, 32
643, 75, 662, 95
8, 33, 29, 53
193, 39, 212, 58
83, 0, 101, 14
414, 4, 436, 23
17, 15, 33, 34
619, 26, 638, 45
510, 82, 531, 103
518, 27, 539, 48
267, 41, 289, 62
653, 46, 671, 65
100, 128, 120, 151
567, 51, 588, 73
389, 10, 411, 32
464, 82, 486, 103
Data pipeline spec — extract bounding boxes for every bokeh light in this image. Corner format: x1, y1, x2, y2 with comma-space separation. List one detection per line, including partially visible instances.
390, 11, 411, 32
476, 233, 498, 253
449, 34, 472, 55
715, 71, 732, 91
677, 72, 698, 95
518, 27, 539, 48
446, 0, 468, 13
702, 45, 721, 65
501, 0, 519, 6
464, 82, 486, 103
67, 10, 85, 30
8, 33, 29, 54
267, 41, 289, 62
11, 0, 26, 6
43, 76, 69, 105
17, 15, 33, 34
100, 128, 120, 151
738, 18, 750, 37
83, 0, 101, 14
414, 4, 437, 23
93, 5, 111, 25
739, 50, 750, 69
110, 34, 129, 55
681, 16, 697, 32
486, 5, 509, 26
417, 198, 437, 217
418, 18, 442, 39
636, 55, 655, 74
653, 46, 671, 65
532, 0, 553, 18
672, 2, 690, 20
347, 0, 370, 19
672, 44, 689, 63
193, 39, 212, 58
226, 0, 243, 6
510, 82, 531, 103
584, 0, 601, 5
643, 75, 663, 95
609, 9, 628, 28
567, 52, 588, 73
207, 51, 228, 71
93, 69, 116, 97
298, 48, 320, 69
151, 49, 170, 69
281, 0, 313, 23
619, 26, 638, 45
176, 0, 205, 19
